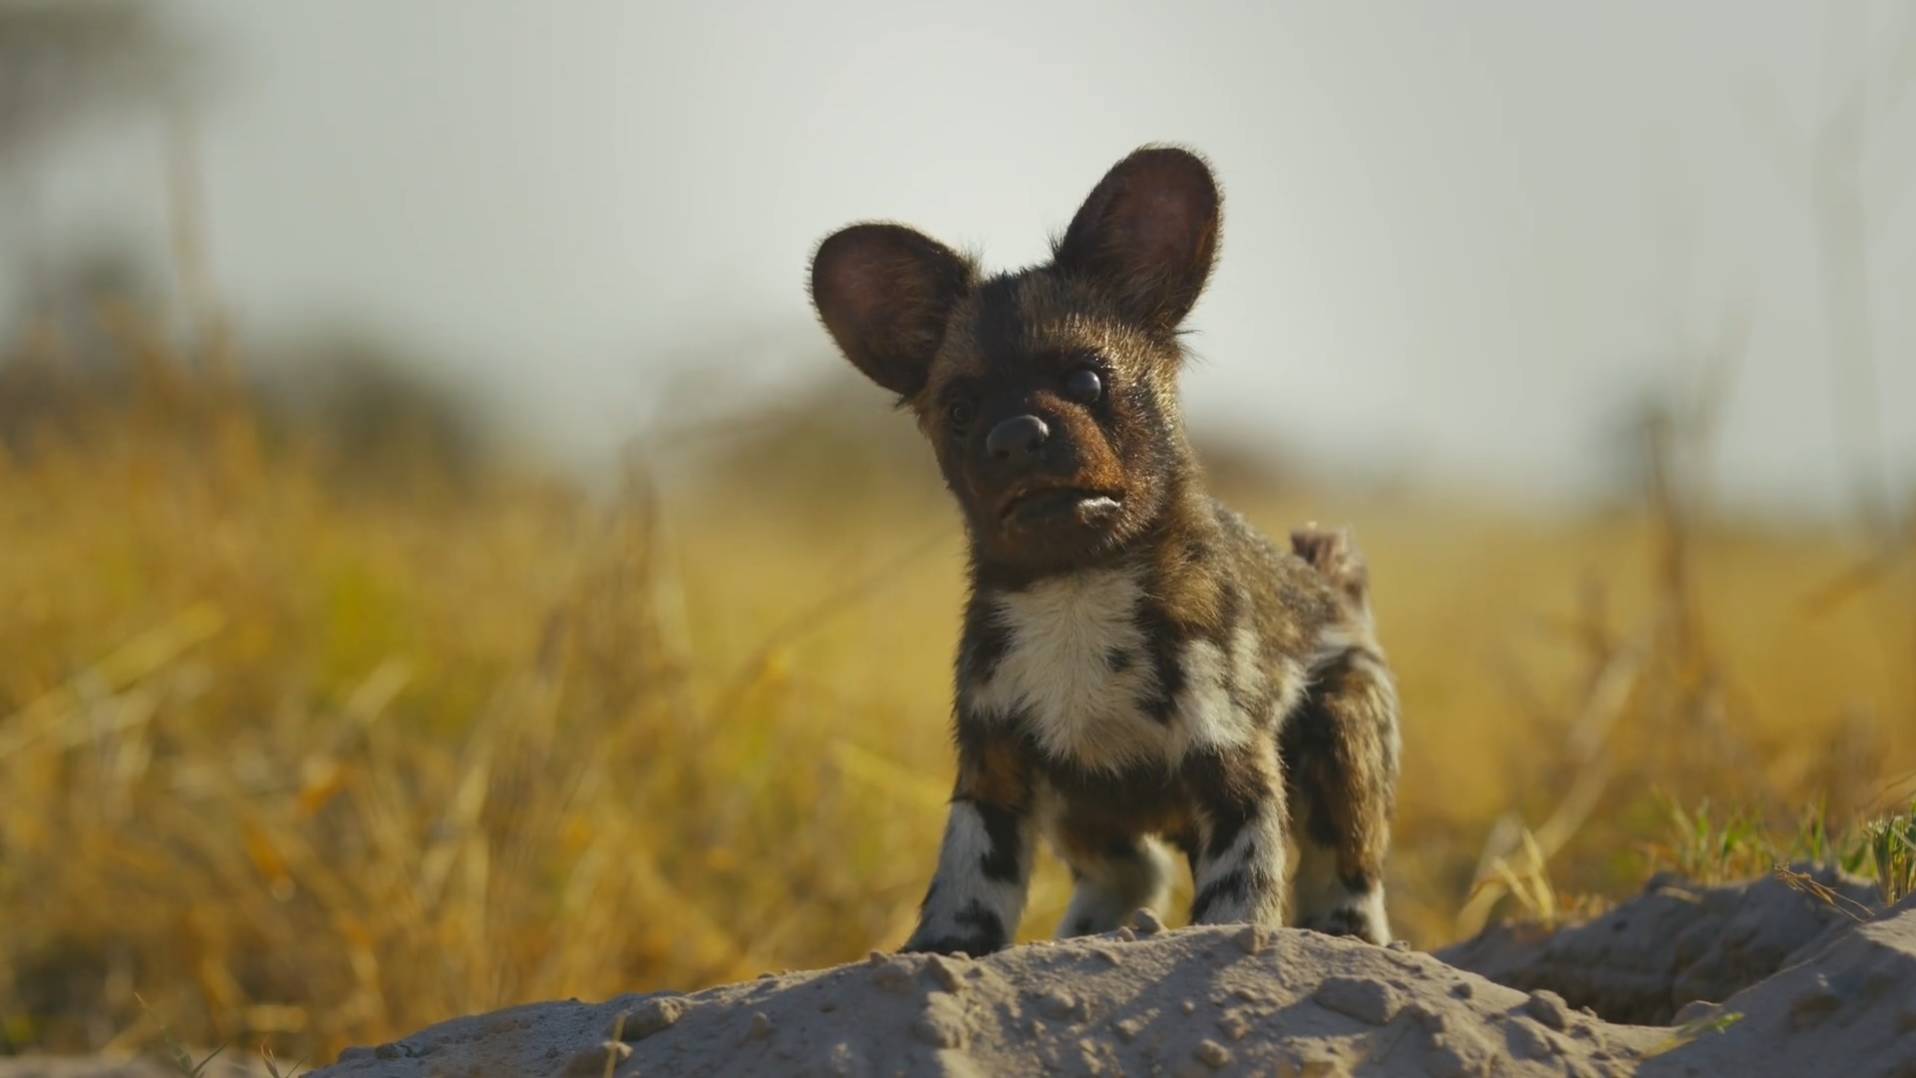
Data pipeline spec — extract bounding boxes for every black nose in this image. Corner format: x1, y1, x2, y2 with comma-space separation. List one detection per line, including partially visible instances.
985, 414, 1050, 462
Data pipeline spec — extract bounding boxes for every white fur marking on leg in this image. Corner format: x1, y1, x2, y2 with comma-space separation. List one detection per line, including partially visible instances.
1192, 803, 1287, 926
907, 800, 1030, 952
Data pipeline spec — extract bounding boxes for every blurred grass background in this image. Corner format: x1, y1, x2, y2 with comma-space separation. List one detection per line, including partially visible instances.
1, 300, 1910, 1063
4, 0, 1916, 1068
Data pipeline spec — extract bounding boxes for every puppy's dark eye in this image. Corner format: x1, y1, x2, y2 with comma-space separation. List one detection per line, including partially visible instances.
948, 399, 976, 427
1064, 368, 1103, 404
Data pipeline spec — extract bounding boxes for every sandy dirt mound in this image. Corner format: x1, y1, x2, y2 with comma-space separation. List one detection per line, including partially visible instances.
1636, 892, 1916, 1077
10, 879, 1911, 1076
319, 918, 1662, 1077
1440, 863, 1882, 1024
311, 890, 1916, 1077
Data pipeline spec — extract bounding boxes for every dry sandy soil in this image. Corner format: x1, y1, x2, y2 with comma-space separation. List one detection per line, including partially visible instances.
9, 868, 1913, 1077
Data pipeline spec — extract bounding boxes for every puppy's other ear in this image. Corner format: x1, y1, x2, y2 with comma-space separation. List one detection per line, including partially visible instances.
1053, 146, 1220, 334
810, 223, 974, 399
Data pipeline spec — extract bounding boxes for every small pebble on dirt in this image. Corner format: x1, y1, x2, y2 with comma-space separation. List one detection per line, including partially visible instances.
1038, 989, 1080, 1021
926, 955, 965, 992
1181, 999, 1198, 1015
1235, 925, 1267, 954
1114, 1016, 1145, 1042
1525, 989, 1572, 1030
1503, 1019, 1559, 1059
1216, 1010, 1251, 1041
615, 996, 686, 1041
1194, 1039, 1233, 1068
1232, 985, 1275, 1005
749, 1012, 773, 1039
1314, 976, 1398, 1026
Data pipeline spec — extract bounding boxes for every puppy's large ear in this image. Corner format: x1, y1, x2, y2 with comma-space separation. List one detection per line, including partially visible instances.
1053, 146, 1220, 334
810, 223, 974, 399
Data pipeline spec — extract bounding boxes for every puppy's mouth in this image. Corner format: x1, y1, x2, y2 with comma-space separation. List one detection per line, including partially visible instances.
998, 486, 1123, 528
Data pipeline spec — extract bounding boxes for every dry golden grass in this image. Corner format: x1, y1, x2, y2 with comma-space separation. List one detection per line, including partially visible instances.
1, 316, 1912, 1063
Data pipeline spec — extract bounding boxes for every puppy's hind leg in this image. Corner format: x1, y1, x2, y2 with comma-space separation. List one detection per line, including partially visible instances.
1285, 526, 1399, 944
1053, 833, 1174, 938
1185, 741, 1291, 930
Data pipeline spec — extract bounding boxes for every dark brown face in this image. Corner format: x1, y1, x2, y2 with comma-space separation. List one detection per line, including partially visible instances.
915, 272, 1187, 571
810, 146, 1221, 574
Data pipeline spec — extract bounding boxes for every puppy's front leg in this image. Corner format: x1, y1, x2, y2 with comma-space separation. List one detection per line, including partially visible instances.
902, 730, 1035, 956
1185, 740, 1289, 929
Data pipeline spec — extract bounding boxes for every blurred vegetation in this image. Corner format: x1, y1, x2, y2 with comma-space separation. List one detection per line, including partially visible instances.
0, 1, 197, 165
2, 6, 1914, 1066
0, 286, 1911, 1065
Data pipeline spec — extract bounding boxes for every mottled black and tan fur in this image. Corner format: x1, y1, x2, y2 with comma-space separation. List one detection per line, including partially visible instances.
809, 147, 1400, 955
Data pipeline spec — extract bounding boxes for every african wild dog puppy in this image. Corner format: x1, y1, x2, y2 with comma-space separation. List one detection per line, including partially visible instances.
808, 146, 1400, 954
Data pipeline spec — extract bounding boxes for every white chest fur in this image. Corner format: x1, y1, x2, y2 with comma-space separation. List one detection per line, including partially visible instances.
966, 567, 1297, 773
968, 567, 1172, 772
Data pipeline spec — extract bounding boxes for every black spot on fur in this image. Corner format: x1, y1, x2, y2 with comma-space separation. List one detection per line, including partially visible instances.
1280, 650, 1358, 847
1191, 866, 1247, 921
1030, 743, 1182, 812
1302, 793, 1339, 847
1105, 646, 1133, 673
959, 596, 1011, 685
953, 900, 1008, 951
1134, 601, 1186, 723
970, 799, 1026, 883
973, 274, 1025, 363
905, 898, 1012, 956
1204, 809, 1251, 861
1182, 749, 1265, 858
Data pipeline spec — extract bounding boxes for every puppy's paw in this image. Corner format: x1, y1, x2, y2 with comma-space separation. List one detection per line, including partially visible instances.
1300, 891, 1391, 946
900, 932, 997, 958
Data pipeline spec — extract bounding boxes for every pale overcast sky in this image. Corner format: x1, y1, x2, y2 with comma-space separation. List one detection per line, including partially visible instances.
7, 1, 1913, 515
